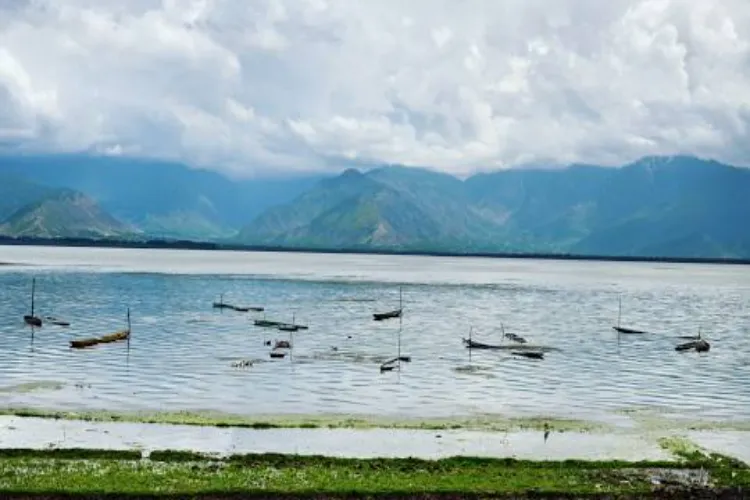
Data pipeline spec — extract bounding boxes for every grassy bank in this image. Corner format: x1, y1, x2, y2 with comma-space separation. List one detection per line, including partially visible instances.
0, 407, 602, 432
0, 446, 746, 499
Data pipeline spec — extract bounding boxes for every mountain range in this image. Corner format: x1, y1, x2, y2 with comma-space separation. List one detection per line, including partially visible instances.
1, 153, 748, 259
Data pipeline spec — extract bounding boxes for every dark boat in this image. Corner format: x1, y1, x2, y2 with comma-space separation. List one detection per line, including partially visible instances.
613, 296, 646, 334
504, 332, 527, 343
373, 309, 401, 321
255, 319, 282, 327
278, 324, 299, 332
213, 294, 263, 313
23, 278, 43, 327
374, 287, 403, 321
45, 316, 70, 327
513, 351, 544, 360
269, 350, 286, 359
676, 329, 710, 353
463, 338, 502, 350
613, 326, 646, 334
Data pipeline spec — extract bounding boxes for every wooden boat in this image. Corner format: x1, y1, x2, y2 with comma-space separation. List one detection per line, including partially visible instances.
373, 309, 402, 321
45, 316, 70, 327
23, 278, 43, 327
463, 338, 502, 350
71, 330, 129, 349
374, 287, 403, 321
504, 333, 527, 343
676, 329, 710, 353
213, 295, 262, 313
278, 314, 302, 332
513, 351, 544, 360
613, 325, 646, 334
70, 309, 131, 349
613, 296, 646, 334
254, 319, 282, 328
269, 350, 286, 359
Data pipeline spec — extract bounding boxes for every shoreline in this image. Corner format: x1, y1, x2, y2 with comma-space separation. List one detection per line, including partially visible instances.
1, 238, 748, 266
0, 414, 748, 464
0, 416, 746, 497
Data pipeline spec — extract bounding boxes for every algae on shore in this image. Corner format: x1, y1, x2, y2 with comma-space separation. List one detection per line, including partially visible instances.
0, 407, 604, 432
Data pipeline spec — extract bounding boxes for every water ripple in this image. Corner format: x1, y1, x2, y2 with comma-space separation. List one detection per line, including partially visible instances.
0, 246, 748, 423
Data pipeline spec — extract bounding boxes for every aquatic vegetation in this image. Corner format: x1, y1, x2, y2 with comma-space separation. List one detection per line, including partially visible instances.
0, 407, 604, 432
0, 381, 64, 394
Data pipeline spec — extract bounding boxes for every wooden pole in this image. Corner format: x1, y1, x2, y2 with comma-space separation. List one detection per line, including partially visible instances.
30, 278, 36, 317
126, 307, 131, 352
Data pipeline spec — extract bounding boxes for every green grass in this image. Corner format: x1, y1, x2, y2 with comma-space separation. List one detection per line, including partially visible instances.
0, 448, 746, 497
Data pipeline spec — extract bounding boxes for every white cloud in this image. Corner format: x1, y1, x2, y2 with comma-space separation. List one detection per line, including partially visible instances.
1, 0, 750, 177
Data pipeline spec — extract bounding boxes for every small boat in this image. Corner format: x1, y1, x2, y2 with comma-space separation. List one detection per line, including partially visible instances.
269, 350, 286, 359
254, 319, 282, 328
23, 278, 42, 327
278, 324, 299, 332
504, 333, 527, 343
463, 338, 502, 350
373, 309, 402, 321
676, 329, 710, 353
213, 295, 262, 313
70, 309, 131, 349
45, 316, 70, 327
71, 330, 129, 349
513, 351, 544, 360
374, 287, 403, 321
274, 340, 291, 349
24, 315, 42, 327
613, 296, 646, 334
613, 325, 646, 334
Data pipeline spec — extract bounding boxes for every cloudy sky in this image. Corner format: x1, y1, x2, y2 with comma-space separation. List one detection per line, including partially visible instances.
1, 0, 749, 177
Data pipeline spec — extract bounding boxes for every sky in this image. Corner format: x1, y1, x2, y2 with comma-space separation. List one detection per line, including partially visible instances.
1, 0, 750, 178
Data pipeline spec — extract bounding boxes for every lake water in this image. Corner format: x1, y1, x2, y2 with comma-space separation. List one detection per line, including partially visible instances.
0, 246, 748, 425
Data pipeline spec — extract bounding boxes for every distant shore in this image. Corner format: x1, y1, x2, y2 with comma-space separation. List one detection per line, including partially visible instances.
0, 236, 748, 266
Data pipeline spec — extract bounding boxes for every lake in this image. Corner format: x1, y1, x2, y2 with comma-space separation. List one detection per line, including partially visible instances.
0, 245, 748, 425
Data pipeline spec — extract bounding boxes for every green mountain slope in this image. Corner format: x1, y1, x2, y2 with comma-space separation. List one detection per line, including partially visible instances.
0, 154, 323, 241
0, 173, 55, 221
238, 156, 750, 258
0, 189, 139, 240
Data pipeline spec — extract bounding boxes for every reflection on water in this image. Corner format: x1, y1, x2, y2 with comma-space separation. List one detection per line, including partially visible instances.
0, 246, 748, 423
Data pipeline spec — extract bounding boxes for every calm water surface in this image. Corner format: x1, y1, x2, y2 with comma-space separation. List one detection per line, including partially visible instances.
0, 246, 748, 423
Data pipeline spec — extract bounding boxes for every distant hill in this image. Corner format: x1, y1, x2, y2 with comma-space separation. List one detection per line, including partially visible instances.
237, 156, 750, 259
0, 154, 324, 241
0, 173, 55, 221
0, 189, 138, 240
